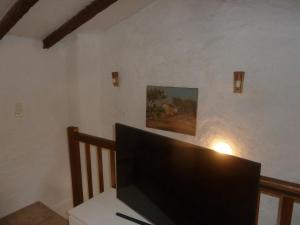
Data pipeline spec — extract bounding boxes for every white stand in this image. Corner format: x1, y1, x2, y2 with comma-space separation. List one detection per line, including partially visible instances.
68, 188, 151, 225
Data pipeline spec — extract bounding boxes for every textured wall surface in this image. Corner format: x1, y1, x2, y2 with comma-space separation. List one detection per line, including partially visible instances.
71, 0, 300, 224
0, 36, 72, 218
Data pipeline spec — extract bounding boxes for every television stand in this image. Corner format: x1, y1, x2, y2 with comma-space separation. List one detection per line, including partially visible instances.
68, 189, 152, 225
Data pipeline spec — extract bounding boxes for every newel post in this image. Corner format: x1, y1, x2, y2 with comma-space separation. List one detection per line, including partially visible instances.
67, 126, 84, 207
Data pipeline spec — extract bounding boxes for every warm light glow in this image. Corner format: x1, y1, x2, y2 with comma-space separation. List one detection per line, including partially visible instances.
212, 142, 233, 155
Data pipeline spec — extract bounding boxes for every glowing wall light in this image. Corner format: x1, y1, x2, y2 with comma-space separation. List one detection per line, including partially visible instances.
211, 141, 234, 155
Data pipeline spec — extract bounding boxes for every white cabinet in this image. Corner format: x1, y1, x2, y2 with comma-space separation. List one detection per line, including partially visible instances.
68, 188, 151, 225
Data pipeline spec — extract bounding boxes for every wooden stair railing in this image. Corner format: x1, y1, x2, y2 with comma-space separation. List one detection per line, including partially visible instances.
67, 127, 116, 207
259, 176, 300, 225
67, 127, 300, 225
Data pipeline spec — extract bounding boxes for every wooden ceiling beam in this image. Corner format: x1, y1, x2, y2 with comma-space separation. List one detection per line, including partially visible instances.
0, 0, 39, 40
43, 0, 118, 49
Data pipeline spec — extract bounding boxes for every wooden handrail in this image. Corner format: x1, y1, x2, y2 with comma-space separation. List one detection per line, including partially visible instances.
74, 131, 116, 150
260, 176, 300, 202
259, 176, 300, 225
67, 127, 116, 207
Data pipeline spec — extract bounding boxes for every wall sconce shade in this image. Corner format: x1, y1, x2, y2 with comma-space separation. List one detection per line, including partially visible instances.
233, 71, 245, 93
112, 72, 119, 87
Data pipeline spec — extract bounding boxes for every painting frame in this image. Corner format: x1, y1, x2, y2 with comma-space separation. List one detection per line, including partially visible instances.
146, 85, 198, 136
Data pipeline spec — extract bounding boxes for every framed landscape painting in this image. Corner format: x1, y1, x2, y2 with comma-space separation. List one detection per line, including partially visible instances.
146, 86, 198, 136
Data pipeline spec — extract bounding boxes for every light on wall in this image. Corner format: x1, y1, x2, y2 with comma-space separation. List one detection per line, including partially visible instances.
233, 71, 245, 93
211, 141, 234, 155
112, 72, 119, 87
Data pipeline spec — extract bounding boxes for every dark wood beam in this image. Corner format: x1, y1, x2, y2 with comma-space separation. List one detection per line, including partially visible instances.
0, 0, 39, 40
43, 0, 118, 49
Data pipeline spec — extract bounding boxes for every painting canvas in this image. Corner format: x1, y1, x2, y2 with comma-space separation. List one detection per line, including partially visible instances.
146, 86, 198, 136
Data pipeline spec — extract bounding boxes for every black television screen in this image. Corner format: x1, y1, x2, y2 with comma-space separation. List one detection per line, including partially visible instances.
116, 124, 261, 225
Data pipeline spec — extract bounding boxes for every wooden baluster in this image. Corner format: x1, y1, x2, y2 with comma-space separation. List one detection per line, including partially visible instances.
85, 144, 93, 199
110, 150, 116, 188
277, 197, 294, 225
97, 147, 104, 193
67, 127, 84, 206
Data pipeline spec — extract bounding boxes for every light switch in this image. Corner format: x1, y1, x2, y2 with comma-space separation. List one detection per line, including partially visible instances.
15, 103, 23, 118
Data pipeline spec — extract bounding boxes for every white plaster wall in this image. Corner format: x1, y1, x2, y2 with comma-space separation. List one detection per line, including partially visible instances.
0, 36, 73, 218
73, 0, 300, 224
70, 34, 115, 195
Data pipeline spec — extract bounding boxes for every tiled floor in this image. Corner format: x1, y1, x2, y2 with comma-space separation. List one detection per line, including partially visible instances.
0, 202, 68, 225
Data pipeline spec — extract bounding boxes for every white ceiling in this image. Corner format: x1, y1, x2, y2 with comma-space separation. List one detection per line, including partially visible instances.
77, 0, 153, 34
0, 0, 154, 39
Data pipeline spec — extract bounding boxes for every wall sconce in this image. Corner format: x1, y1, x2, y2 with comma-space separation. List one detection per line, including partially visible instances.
112, 72, 119, 87
233, 71, 245, 93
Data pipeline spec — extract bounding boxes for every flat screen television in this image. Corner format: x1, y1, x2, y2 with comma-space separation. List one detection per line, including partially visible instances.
116, 124, 261, 225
